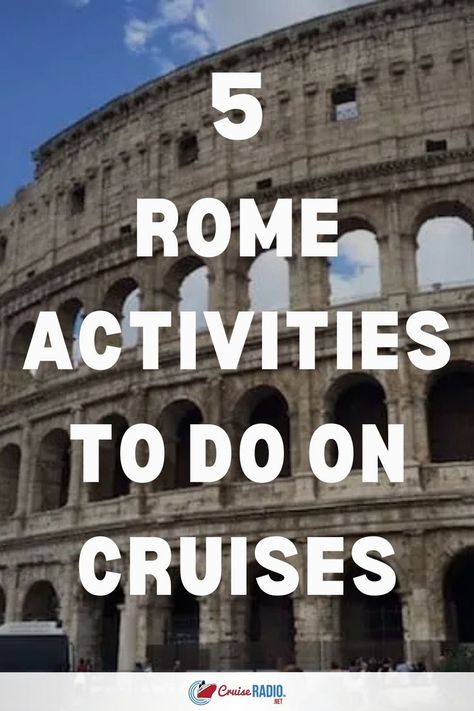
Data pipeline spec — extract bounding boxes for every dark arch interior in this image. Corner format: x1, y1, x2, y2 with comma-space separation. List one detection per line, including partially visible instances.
428, 366, 474, 463
333, 377, 388, 470
0, 443, 20, 520
34, 429, 70, 511
247, 564, 295, 669
244, 389, 291, 478
8, 322, 36, 379
341, 560, 403, 663
0, 586, 5, 625
160, 401, 204, 490
22, 581, 59, 622
91, 414, 130, 501
169, 579, 200, 644
100, 586, 124, 671
444, 549, 474, 643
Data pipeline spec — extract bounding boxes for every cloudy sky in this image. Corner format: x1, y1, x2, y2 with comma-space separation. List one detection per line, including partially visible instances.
0, 0, 371, 205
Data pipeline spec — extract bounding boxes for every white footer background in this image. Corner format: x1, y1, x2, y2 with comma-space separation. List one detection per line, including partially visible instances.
0, 673, 472, 710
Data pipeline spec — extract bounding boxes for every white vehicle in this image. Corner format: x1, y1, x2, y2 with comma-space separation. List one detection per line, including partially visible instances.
0, 621, 71, 671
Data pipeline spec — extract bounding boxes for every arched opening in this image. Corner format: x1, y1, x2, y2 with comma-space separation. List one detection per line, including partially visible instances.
169, 579, 200, 646
57, 298, 85, 368
90, 414, 130, 501
246, 563, 295, 670
33, 429, 70, 512
341, 559, 403, 664
158, 400, 203, 490
103, 278, 141, 349
164, 256, 209, 333
147, 573, 200, 670
180, 265, 209, 332
22, 581, 59, 622
235, 386, 291, 478
249, 249, 290, 311
329, 227, 381, 305
0, 587, 5, 625
416, 207, 474, 291
427, 363, 474, 463
0, 444, 20, 520
330, 374, 388, 470
444, 548, 474, 644
7, 322, 36, 383
100, 586, 124, 671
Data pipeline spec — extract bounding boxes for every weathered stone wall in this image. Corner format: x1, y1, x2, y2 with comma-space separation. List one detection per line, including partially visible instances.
0, 0, 473, 670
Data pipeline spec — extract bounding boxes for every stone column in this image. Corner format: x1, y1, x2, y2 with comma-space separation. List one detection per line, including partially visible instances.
147, 597, 172, 670
117, 596, 139, 671
206, 376, 227, 506
385, 196, 417, 297
290, 209, 330, 310
59, 558, 77, 633
67, 405, 84, 522
377, 233, 394, 297
218, 555, 247, 670
401, 532, 439, 668
294, 595, 335, 670
4, 566, 19, 622
199, 595, 221, 670
13, 420, 33, 529
128, 386, 149, 512
411, 393, 430, 465
294, 372, 317, 501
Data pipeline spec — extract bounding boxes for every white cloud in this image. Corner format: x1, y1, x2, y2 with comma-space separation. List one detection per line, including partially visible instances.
68, 0, 91, 7
161, 0, 196, 24
124, 18, 160, 52
171, 27, 213, 54
202, 0, 372, 50
123, 0, 214, 59
122, 1, 372, 65
330, 230, 381, 304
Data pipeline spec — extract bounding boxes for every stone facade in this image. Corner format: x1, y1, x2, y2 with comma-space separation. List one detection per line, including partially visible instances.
0, 0, 474, 670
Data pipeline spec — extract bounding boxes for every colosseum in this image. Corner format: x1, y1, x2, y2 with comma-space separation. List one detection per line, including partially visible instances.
0, 0, 473, 672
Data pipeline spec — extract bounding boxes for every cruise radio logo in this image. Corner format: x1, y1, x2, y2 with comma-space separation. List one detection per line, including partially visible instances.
189, 681, 217, 706
188, 680, 285, 705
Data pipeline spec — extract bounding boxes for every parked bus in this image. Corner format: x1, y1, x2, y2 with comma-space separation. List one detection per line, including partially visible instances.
0, 621, 71, 671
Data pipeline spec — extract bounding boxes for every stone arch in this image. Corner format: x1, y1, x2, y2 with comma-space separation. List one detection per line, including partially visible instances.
245, 561, 295, 670
327, 373, 388, 470
32, 429, 70, 512
169, 575, 200, 646
248, 249, 290, 311
0, 586, 5, 625
340, 558, 403, 664
7, 321, 36, 384
22, 580, 59, 621
0, 443, 20, 520
234, 385, 292, 478
443, 548, 474, 644
103, 277, 141, 349
57, 297, 85, 367
90, 413, 130, 501
147, 568, 200, 670
329, 217, 381, 305
427, 361, 474, 463
415, 201, 474, 291
163, 255, 210, 332
75, 584, 124, 671
157, 399, 204, 490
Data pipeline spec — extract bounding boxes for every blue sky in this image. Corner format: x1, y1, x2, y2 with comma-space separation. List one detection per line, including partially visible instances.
0, 0, 368, 206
